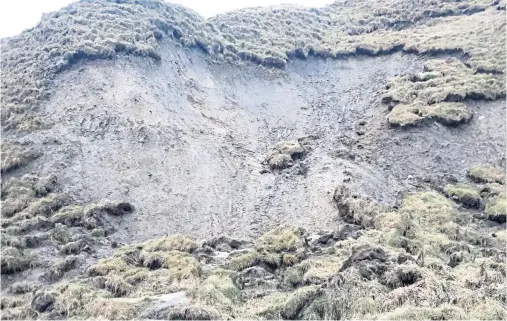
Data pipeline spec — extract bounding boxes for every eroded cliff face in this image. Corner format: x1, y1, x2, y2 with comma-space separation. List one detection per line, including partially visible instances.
1, 0, 505, 319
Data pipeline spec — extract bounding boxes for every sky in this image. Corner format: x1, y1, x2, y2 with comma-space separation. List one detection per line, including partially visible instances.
0, 0, 332, 38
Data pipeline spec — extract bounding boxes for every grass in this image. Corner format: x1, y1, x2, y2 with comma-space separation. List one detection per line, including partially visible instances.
265, 140, 306, 170
297, 257, 342, 285
0, 142, 40, 173
1, 0, 504, 133
485, 195, 506, 222
2, 211, 506, 320
142, 234, 198, 253
444, 184, 482, 208
388, 102, 474, 127
0, 247, 34, 274
468, 164, 506, 184
255, 225, 306, 252
189, 271, 241, 308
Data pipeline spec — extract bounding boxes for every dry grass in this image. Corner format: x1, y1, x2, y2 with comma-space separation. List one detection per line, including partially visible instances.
469, 164, 506, 184
255, 225, 306, 252
1, 142, 40, 173
3, 0, 502, 132
265, 140, 306, 170
444, 184, 482, 208
485, 195, 506, 221
189, 270, 241, 309
0, 247, 34, 274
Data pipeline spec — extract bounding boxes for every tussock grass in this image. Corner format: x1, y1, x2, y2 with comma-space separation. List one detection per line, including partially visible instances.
256, 225, 306, 252
189, 271, 241, 308
1, 142, 40, 173
444, 184, 482, 208
469, 164, 506, 184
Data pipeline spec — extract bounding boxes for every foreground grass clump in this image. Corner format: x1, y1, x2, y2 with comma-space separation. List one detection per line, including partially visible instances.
468, 164, 505, 184
189, 270, 241, 309
2, 210, 506, 320
265, 140, 306, 170
0, 247, 34, 274
227, 225, 307, 271
0, 142, 40, 173
387, 102, 473, 127
444, 184, 482, 208
485, 195, 506, 223
375, 191, 460, 257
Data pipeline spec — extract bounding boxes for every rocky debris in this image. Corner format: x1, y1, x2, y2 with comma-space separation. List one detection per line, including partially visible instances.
339, 244, 389, 280
333, 224, 363, 241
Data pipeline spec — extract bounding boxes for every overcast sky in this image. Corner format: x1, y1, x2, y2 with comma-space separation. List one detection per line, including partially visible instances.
0, 0, 332, 38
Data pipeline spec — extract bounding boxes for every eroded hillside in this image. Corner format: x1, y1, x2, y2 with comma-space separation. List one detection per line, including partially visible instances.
1, 0, 506, 319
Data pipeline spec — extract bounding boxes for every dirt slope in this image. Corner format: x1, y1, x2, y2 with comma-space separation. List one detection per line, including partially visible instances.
1, 0, 506, 320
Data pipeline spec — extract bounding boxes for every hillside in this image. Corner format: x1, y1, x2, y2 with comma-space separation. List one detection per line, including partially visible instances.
1, 0, 506, 319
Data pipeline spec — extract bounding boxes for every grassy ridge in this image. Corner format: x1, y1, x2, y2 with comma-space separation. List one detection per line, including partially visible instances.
1, 0, 505, 131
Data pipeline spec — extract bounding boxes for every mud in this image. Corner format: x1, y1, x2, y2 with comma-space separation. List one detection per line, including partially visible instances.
5, 41, 505, 243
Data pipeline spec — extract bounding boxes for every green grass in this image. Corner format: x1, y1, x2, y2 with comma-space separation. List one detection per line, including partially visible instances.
444, 184, 482, 208
469, 164, 505, 184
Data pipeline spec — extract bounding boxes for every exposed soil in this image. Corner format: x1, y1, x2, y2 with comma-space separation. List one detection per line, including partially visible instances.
5, 41, 504, 244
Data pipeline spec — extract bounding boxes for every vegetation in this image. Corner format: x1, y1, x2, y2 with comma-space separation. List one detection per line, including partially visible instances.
265, 140, 306, 170
0, 0, 505, 320
3, 184, 505, 319
2, 0, 504, 131
1, 142, 40, 173
444, 184, 482, 208
468, 164, 506, 184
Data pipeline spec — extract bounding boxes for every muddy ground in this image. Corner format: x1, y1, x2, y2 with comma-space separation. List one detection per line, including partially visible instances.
4, 42, 505, 244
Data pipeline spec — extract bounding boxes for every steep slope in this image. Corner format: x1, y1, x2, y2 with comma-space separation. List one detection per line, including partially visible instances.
1, 0, 506, 320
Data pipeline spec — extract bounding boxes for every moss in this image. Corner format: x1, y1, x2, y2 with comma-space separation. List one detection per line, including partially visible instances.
50, 205, 86, 226
283, 267, 304, 287
0, 247, 34, 274
444, 184, 482, 208
123, 268, 150, 285
280, 285, 322, 319
60, 240, 84, 255
227, 251, 261, 271
51, 223, 72, 243
265, 140, 306, 170
400, 191, 456, 227
256, 225, 306, 253
469, 301, 507, 320
51, 283, 104, 317
383, 264, 423, 289
480, 183, 505, 198
105, 274, 134, 297
469, 164, 505, 184
374, 191, 461, 258
243, 291, 290, 319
